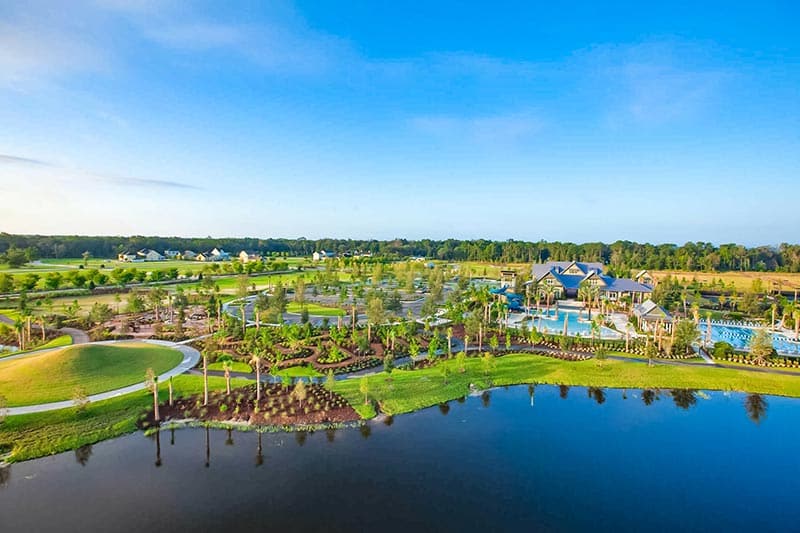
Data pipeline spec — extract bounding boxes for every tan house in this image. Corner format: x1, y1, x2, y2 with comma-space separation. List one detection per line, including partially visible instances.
239, 250, 262, 263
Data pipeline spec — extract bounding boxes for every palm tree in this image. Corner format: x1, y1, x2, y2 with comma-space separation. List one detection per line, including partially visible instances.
794, 308, 800, 341
254, 293, 269, 329
543, 285, 556, 314
250, 349, 264, 404
202, 337, 217, 406
218, 355, 233, 395
446, 326, 453, 356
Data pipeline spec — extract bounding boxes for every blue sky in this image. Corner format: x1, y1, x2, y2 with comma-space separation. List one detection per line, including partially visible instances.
1, 1, 798, 244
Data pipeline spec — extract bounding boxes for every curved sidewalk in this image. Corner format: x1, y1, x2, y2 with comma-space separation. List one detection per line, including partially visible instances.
4, 339, 200, 416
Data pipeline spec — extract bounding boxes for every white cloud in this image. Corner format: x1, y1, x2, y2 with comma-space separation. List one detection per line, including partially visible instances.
576, 40, 728, 125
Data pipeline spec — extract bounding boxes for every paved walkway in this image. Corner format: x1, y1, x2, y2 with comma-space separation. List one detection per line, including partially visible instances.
4, 339, 200, 416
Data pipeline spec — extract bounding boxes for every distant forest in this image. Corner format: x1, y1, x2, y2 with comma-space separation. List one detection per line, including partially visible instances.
2, 233, 800, 273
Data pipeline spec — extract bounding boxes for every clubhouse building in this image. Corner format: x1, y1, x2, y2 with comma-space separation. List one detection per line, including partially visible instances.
527, 261, 653, 303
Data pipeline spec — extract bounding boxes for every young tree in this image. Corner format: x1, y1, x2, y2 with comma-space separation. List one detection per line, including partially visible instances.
750, 329, 775, 365
73, 386, 89, 413
455, 351, 467, 373
359, 376, 370, 405
145, 368, 160, 421
594, 348, 608, 368
292, 379, 308, 407
218, 355, 234, 395
671, 320, 699, 356
439, 360, 450, 384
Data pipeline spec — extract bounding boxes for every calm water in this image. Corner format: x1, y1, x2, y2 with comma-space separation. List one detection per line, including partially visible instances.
2, 385, 800, 532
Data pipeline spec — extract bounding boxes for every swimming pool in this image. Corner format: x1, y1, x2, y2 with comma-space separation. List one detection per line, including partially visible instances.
699, 323, 800, 356
526, 309, 622, 339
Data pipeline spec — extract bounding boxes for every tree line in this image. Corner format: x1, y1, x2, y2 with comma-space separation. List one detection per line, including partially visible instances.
2, 233, 800, 273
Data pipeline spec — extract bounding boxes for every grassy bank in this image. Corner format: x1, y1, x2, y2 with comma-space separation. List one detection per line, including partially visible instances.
0, 375, 252, 463
0, 334, 72, 359
0, 343, 182, 406
332, 353, 800, 418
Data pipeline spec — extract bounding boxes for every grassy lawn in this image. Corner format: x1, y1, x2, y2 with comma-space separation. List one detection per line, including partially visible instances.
0, 343, 182, 406
276, 365, 323, 378
332, 353, 800, 419
0, 334, 72, 359
0, 374, 252, 462
286, 302, 345, 316
208, 360, 252, 373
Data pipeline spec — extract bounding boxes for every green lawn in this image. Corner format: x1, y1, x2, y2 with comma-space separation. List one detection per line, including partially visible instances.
0, 342, 182, 406
286, 302, 345, 316
0, 334, 72, 359
332, 353, 800, 419
0, 374, 252, 462
276, 365, 323, 378
208, 360, 252, 373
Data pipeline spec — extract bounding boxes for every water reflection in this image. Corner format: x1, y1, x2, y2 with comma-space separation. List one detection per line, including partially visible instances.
154, 431, 162, 468
0, 464, 10, 487
359, 423, 371, 439
325, 428, 336, 443
642, 389, 657, 405
744, 394, 768, 425
559, 385, 569, 399
527, 384, 536, 407
587, 387, 606, 405
438, 402, 450, 415
225, 428, 235, 446
295, 430, 308, 447
255, 432, 264, 467
205, 427, 210, 468
383, 415, 394, 426
75, 444, 93, 466
481, 391, 491, 408
670, 389, 697, 410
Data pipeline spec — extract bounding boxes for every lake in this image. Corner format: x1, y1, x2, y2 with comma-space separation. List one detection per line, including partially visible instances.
2, 384, 799, 532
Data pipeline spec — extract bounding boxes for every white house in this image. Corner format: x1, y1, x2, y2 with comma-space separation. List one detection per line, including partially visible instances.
137, 249, 165, 262
164, 250, 180, 259
211, 248, 230, 260
312, 250, 335, 261
117, 251, 137, 262
182, 250, 197, 260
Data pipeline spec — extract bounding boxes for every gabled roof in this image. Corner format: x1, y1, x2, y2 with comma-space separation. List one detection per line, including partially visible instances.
633, 299, 672, 320
602, 277, 652, 293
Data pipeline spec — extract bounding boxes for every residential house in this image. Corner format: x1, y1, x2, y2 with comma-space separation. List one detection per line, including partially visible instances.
164, 250, 180, 259
312, 250, 335, 261
182, 250, 197, 260
499, 269, 518, 289
527, 261, 652, 302
117, 251, 137, 262
137, 249, 165, 262
239, 250, 262, 263
634, 270, 656, 287
210, 248, 230, 260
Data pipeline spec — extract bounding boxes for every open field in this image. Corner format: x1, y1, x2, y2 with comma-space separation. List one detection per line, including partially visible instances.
0, 374, 252, 462
0, 343, 182, 406
332, 353, 800, 418
652, 270, 800, 292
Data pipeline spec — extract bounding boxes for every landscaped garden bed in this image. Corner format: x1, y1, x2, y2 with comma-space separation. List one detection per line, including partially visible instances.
142, 383, 359, 428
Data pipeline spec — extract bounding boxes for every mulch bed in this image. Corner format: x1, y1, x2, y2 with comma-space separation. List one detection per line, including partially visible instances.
144, 384, 359, 427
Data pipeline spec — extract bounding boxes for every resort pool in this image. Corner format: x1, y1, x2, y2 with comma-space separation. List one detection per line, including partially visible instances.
699, 323, 800, 356
525, 309, 622, 339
